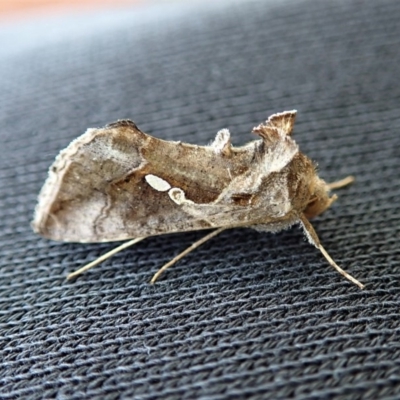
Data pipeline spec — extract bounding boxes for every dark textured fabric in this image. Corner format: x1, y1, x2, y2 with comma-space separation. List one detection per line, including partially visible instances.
1, 0, 400, 399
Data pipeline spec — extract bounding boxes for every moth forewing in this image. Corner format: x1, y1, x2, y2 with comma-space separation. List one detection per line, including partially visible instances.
33, 111, 364, 288
33, 120, 262, 242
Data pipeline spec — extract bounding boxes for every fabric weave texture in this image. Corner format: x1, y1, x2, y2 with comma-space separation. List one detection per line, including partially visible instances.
1, 0, 400, 399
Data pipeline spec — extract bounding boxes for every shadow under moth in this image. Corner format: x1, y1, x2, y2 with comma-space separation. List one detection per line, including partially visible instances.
32, 111, 364, 288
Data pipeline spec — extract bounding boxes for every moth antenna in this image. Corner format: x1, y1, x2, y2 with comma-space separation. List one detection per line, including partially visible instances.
67, 237, 146, 280
327, 175, 355, 190
150, 227, 226, 284
299, 215, 364, 289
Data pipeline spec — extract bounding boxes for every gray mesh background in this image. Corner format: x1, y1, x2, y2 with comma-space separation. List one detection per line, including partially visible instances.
1, 0, 400, 399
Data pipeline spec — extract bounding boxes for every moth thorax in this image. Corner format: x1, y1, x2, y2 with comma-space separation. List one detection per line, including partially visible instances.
303, 177, 336, 219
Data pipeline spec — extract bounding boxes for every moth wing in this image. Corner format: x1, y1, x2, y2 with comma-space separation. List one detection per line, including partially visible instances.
32, 121, 257, 243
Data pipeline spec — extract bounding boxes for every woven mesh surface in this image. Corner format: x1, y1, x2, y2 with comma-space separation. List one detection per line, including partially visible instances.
1, 0, 400, 399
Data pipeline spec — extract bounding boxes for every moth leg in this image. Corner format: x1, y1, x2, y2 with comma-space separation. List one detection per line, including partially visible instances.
150, 227, 226, 284
327, 175, 354, 190
299, 214, 364, 289
67, 237, 146, 280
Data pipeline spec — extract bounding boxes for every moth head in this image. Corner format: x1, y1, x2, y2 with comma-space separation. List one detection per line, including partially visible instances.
303, 177, 338, 219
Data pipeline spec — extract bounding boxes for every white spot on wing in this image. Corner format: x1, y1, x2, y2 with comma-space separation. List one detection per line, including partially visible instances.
168, 187, 194, 205
145, 174, 171, 192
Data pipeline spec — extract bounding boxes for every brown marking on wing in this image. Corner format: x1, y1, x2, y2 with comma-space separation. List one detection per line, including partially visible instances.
33, 121, 259, 242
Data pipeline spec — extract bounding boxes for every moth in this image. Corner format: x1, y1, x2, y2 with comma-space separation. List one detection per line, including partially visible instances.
32, 111, 364, 288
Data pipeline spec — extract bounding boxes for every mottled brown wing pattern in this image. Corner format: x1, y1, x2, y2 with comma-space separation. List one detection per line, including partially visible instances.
33, 120, 269, 242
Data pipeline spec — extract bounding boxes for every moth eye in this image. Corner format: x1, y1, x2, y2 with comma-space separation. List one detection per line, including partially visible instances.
307, 197, 318, 207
